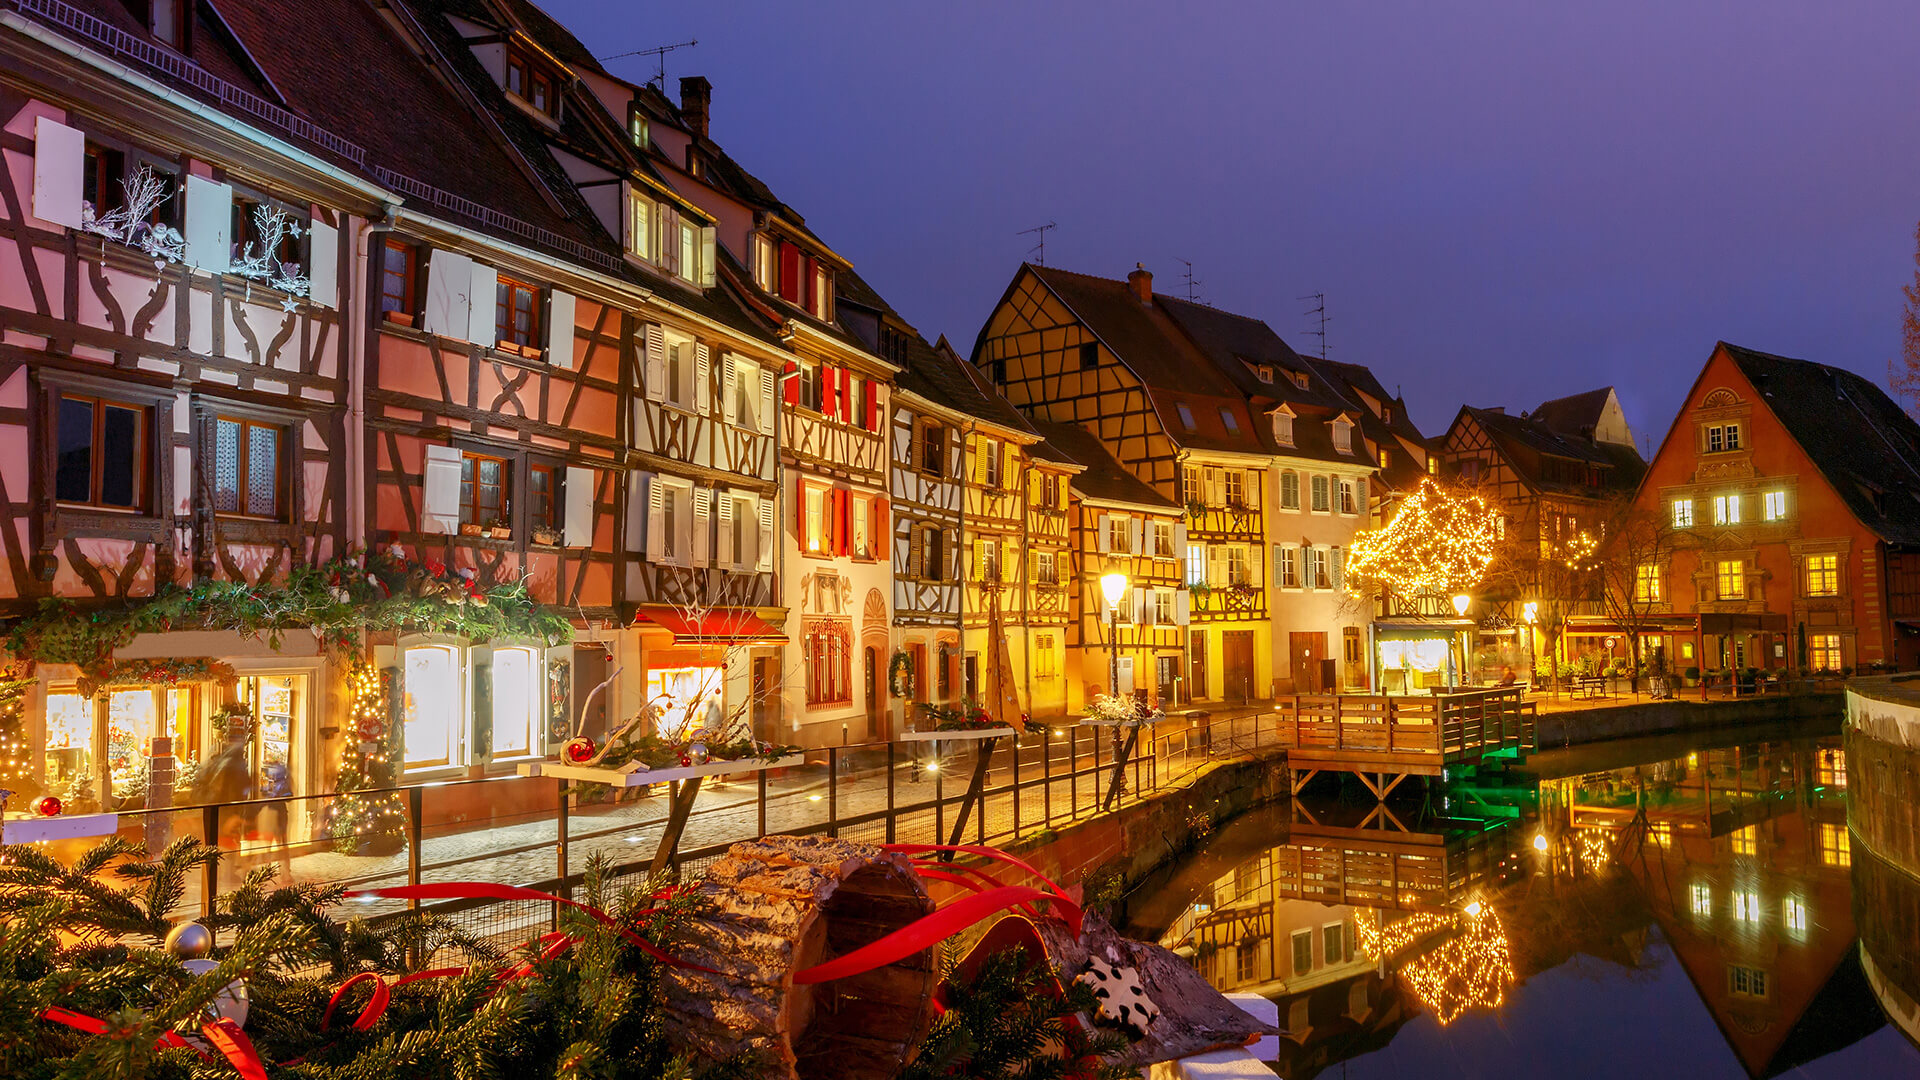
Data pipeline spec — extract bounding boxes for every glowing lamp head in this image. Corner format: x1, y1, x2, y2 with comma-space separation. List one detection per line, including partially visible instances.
925, 762, 940, 774
1533, 833, 1550, 852
1100, 571, 1130, 610
1452, 593, 1472, 618
1464, 900, 1484, 917
1522, 601, 1538, 624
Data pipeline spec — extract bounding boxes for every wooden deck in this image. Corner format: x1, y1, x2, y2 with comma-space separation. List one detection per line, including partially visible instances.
1267, 817, 1517, 911
1275, 687, 1536, 798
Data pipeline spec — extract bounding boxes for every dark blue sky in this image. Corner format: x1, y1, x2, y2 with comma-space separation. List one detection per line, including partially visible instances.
550, 0, 1920, 446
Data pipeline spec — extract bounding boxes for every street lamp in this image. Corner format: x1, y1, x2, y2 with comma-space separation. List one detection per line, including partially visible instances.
1523, 601, 1538, 690
1101, 571, 1130, 699
1452, 593, 1472, 618
1451, 593, 1471, 688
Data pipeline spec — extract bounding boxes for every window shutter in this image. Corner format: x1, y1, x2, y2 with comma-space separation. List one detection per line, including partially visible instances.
692, 487, 711, 566
759, 366, 777, 433
423, 249, 473, 338
783, 361, 799, 406
821, 366, 838, 418
908, 526, 924, 579
842, 371, 856, 424
699, 226, 716, 287
31, 117, 85, 229
182, 174, 233, 272
1133, 587, 1149, 625
716, 490, 736, 569
1208, 546, 1225, 587
756, 499, 775, 571
946, 528, 961, 580
693, 343, 711, 413
832, 489, 848, 556
563, 465, 593, 547
1172, 522, 1187, 551
802, 255, 817, 311
1175, 589, 1191, 626
421, 445, 462, 534
1097, 514, 1112, 553
1250, 544, 1266, 587
643, 325, 666, 401
1331, 546, 1344, 590
721, 352, 737, 420
796, 480, 808, 537
863, 379, 879, 431
545, 289, 576, 367
874, 498, 889, 553
1131, 518, 1145, 554
779, 243, 801, 302
307, 220, 339, 308
466, 261, 497, 344
659, 206, 680, 276
645, 476, 665, 556
1356, 479, 1368, 513
967, 539, 979, 580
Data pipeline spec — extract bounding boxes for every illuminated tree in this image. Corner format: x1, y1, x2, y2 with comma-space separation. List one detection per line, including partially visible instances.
1484, 515, 1599, 692
1895, 219, 1920, 416
1345, 479, 1503, 611
1595, 496, 1688, 692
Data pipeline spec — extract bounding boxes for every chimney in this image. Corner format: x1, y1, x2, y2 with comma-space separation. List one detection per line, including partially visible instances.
679, 76, 711, 139
1127, 262, 1152, 304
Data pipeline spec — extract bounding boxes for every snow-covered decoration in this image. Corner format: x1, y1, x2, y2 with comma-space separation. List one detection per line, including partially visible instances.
1076, 960, 1159, 1037
229, 203, 310, 297
81, 163, 185, 263
1085, 692, 1160, 726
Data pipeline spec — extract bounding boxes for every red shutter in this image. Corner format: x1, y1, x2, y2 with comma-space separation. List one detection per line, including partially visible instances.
796, 480, 807, 540
822, 366, 839, 418
802, 255, 817, 312
874, 497, 889, 551
778, 242, 799, 302
863, 378, 878, 431
839, 369, 855, 423
832, 489, 848, 556
783, 360, 798, 406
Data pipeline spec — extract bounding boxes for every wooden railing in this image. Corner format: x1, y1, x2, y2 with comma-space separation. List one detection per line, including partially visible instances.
1272, 687, 1533, 763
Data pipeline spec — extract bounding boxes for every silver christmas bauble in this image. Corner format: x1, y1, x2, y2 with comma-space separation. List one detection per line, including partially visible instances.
164, 921, 214, 959
686, 741, 709, 765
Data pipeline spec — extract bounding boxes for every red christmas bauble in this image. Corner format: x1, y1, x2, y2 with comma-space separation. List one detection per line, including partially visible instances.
355, 717, 385, 741
679, 754, 692, 767
563, 737, 597, 764
34, 795, 62, 817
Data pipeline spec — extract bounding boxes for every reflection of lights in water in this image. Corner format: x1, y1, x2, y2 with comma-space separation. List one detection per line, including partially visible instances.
1356, 903, 1514, 1026
925, 762, 939, 773
1533, 833, 1550, 852
1576, 829, 1612, 873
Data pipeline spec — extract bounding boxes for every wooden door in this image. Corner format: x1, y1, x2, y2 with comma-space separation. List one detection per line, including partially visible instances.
1223, 631, 1256, 702
1290, 632, 1328, 693
1189, 631, 1209, 700
751, 655, 779, 743
863, 647, 880, 739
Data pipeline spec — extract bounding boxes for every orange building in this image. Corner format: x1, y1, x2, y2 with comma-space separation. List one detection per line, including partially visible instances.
1628, 343, 1920, 675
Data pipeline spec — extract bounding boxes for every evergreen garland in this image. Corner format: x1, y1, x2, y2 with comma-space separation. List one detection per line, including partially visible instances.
903, 946, 1138, 1080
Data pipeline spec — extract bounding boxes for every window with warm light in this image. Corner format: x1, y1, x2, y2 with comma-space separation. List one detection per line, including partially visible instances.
1226, 546, 1251, 587
1763, 490, 1787, 522
1153, 522, 1176, 558
1037, 550, 1057, 585
1816, 748, 1846, 787
1783, 897, 1808, 935
1818, 822, 1851, 867
1690, 883, 1712, 917
404, 644, 462, 769
1705, 422, 1743, 453
490, 646, 541, 759
1186, 544, 1207, 587
1673, 499, 1694, 529
1806, 553, 1838, 596
647, 665, 722, 737
1634, 564, 1662, 603
1717, 560, 1745, 600
1731, 825, 1756, 856
1651, 823, 1674, 849
804, 485, 826, 554
1809, 633, 1842, 672
1733, 891, 1761, 922
1713, 493, 1741, 525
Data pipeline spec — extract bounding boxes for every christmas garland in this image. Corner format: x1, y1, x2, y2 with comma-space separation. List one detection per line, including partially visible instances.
73, 657, 237, 698
4, 546, 573, 676
914, 700, 1002, 731
888, 650, 915, 698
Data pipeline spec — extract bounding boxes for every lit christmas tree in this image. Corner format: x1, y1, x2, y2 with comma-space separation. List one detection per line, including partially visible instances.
326, 656, 408, 855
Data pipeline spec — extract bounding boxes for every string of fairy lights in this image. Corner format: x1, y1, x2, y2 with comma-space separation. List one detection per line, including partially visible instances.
326, 658, 407, 850
1345, 479, 1502, 600
1355, 900, 1515, 1026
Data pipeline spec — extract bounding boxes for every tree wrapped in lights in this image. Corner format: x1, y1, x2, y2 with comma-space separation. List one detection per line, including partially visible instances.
326, 655, 407, 855
1344, 479, 1502, 611
1485, 522, 1599, 692
0, 677, 36, 802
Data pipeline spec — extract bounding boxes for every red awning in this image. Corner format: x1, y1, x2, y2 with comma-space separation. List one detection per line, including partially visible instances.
642, 609, 787, 644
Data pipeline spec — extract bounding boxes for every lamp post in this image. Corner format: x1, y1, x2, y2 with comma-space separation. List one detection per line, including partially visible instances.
1101, 571, 1130, 700
1522, 601, 1538, 692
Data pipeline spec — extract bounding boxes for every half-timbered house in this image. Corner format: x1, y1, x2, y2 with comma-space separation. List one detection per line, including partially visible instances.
1028, 421, 1187, 712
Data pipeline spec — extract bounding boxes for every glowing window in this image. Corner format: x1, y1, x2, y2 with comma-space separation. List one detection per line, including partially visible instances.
404, 645, 462, 769
1733, 891, 1761, 923
1783, 897, 1807, 935
1818, 823, 1851, 868
1731, 826, 1756, 856
1690, 883, 1712, 917
1806, 553, 1839, 596
1763, 490, 1787, 521
491, 646, 541, 759
1672, 499, 1694, 528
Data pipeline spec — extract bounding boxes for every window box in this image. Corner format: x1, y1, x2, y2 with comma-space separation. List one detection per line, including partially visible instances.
461, 522, 483, 537
384, 310, 415, 328
531, 524, 563, 547
488, 525, 513, 540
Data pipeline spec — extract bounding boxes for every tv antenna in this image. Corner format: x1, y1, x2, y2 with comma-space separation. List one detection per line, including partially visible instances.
1176, 258, 1204, 303
598, 39, 699, 89
1017, 221, 1056, 266
1299, 292, 1328, 359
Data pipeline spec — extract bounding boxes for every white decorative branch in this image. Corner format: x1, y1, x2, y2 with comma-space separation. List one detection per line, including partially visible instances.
229, 203, 310, 298
81, 163, 184, 264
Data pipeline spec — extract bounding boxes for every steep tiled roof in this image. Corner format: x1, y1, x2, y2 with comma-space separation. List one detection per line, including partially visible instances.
1721, 343, 1920, 546
1027, 420, 1178, 511
1458, 405, 1644, 497
1530, 387, 1614, 439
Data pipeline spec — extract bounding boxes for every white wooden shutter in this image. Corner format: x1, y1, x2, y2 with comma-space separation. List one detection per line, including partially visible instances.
1208, 546, 1225, 588
421, 445, 462, 534
1130, 518, 1145, 554
1175, 589, 1191, 626
563, 465, 593, 547
694, 343, 711, 413
645, 476, 665, 556
1172, 522, 1187, 551
1097, 514, 1112, 553
756, 499, 775, 571
307, 220, 339, 308
466, 261, 498, 345
182, 174, 232, 272
659, 206, 680, 276
721, 353, 737, 423
1132, 587, 1148, 625
643, 325, 666, 401
759, 366, 777, 434
423, 249, 473, 338
546, 289, 576, 367
31, 117, 85, 230
692, 487, 711, 565
716, 490, 736, 569
699, 226, 716, 287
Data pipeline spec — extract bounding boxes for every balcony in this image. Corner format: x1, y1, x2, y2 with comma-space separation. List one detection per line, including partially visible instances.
1191, 583, 1265, 620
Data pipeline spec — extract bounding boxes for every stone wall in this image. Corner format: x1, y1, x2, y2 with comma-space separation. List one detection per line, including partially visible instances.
1536, 691, 1840, 747
1844, 676, 1920, 1053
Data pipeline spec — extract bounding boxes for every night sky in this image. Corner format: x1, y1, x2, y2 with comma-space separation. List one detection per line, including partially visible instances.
548, 1, 1920, 447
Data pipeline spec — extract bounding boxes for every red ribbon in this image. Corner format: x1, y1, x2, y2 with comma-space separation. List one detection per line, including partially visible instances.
794, 885, 1069, 984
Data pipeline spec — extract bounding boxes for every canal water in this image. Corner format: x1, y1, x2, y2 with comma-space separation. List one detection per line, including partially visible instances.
1122, 722, 1920, 1078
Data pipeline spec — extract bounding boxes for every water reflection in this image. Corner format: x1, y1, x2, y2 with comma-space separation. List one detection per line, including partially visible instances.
1126, 729, 1919, 1078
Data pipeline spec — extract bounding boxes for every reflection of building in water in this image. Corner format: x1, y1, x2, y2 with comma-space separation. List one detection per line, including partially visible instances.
1568, 739, 1879, 1078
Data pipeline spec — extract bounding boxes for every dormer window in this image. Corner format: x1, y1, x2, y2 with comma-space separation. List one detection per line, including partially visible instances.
1176, 403, 1196, 431
625, 188, 712, 287
150, 0, 191, 50
1288, 369, 1309, 389
628, 109, 649, 149
1247, 362, 1273, 383
1332, 419, 1353, 453
769, 236, 832, 319
1382, 405, 1393, 425
505, 46, 559, 118
1219, 408, 1240, 435
1273, 410, 1295, 447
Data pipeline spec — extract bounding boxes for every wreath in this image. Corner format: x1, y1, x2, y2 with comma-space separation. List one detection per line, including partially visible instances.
887, 650, 915, 699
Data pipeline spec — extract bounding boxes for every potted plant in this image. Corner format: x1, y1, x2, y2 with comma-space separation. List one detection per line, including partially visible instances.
487, 516, 513, 540
1683, 665, 1701, 687
460, 520, 483, 537
531, 523, 563, 546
